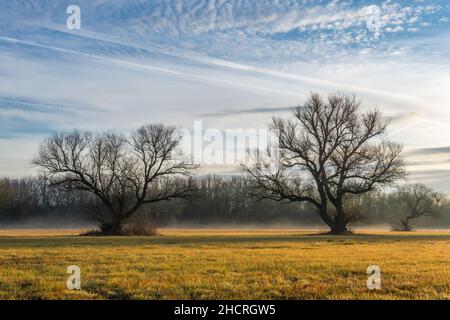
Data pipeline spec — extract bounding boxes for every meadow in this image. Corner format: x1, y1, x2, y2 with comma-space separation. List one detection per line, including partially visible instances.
0, 229, 449, 300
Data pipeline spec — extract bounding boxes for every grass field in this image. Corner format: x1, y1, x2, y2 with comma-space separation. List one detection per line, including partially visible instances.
0, 229, 449, 300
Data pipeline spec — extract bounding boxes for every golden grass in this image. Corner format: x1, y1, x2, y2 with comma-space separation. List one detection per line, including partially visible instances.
0, 228, 86, 237
0, 229, 449, 300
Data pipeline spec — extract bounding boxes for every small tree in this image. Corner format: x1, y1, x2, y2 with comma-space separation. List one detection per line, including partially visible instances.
392, 184, 444, 231
33, 124, 196, 235
244, 93, 405, 234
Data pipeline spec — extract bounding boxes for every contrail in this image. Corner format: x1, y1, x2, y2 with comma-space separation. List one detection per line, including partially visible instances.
0, 36, 181, 75
0, 35, 304, 97
0, 31, 437, 113
27, 23, 431, 106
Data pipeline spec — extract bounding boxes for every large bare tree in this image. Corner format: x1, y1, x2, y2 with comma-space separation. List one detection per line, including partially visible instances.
244, 93, 405, 234
33, 124, 196, 235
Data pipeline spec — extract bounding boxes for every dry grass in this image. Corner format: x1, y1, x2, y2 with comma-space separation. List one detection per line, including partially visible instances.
0, 228, 449, 299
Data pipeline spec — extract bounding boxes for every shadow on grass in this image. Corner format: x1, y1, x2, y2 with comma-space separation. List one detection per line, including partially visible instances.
0, 230, 449, 248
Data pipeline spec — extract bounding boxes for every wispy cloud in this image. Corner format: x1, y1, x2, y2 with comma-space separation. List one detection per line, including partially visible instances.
407, 146, 450, 156
385, 112, 422, 124
198, 106, 293, 117
0, 95, 104, 138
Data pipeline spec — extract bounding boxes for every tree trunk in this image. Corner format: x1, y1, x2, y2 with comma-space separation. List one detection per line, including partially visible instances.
400, 218, 412, 231
100, 222, 123, 235
330, 220, 350, 235
110, 221, 124, 235
99, 211, 125, 235
329, 205, 350, 235
318, 205, 350, 235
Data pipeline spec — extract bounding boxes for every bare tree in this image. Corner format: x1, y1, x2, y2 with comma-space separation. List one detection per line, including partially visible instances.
244, 93, 405, 234
33, 124, 197, 235
392, 184, 444, 231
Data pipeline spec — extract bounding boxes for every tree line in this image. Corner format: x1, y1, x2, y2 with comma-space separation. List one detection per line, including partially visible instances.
0, 93, 448, 235
0, 175, 448, 231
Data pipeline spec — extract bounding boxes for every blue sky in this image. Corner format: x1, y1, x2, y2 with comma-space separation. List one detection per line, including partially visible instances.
1, 0, 450, 190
